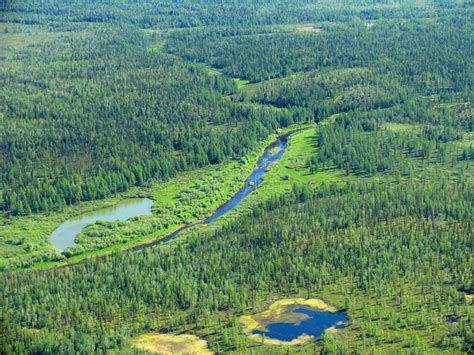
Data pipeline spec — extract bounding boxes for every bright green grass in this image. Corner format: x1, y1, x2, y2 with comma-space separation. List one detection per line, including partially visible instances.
457, 132, 474, 148
165, 116, 474, 244
147, 126, 472, 354
1, 124, 311, 271
0, 155, 256, 271
5, 120, 470, 272
178, 126, 345, 240
382, 122, 422, 132
234, 78, 251, 89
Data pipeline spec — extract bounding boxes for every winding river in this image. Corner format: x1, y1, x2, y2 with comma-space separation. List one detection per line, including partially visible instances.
51, 133, 290, 253
133, 134, 289, 250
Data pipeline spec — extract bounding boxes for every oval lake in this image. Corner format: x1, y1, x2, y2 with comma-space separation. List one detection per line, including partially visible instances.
252, 306, 347, 342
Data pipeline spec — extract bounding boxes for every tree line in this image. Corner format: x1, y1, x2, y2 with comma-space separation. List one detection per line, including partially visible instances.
2, 0, 450, 30
165, 17, 473, 92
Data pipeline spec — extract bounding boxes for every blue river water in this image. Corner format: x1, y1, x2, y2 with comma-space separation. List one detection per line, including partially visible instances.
252, 307, 347, 342
52, 133, 289, 253
134, 134, 290, 250
204, 136, 288, 223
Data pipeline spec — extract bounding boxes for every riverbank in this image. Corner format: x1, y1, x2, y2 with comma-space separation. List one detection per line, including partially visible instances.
0, 123, 313, 272
45, 124, 313, 269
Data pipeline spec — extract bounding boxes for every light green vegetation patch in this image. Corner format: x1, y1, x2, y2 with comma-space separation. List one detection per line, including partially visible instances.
294, 25, 323, 33
180, 126, 344, 241
457, 132, 474, 148
234, 78, 251, 89
171, 113, 473, 253
382, 122, 422, 132
0, 157, 253, 271
60, 124, 315, 260
129, 333, 213, 354
0, 193, 145, 271
466, 294, 474, 305
253, 127, 343, 197
0, 24, 89, 59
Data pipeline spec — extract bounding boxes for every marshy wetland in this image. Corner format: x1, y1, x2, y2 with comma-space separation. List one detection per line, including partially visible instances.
240, 298, 347, 346
130, 333, 213, 354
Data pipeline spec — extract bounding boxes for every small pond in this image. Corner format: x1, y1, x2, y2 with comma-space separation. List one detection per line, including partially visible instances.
252, 305, 347, 343
50, 198, 153, 253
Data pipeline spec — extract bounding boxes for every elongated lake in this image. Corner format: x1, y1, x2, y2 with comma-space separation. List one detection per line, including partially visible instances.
50, 198, 153, 252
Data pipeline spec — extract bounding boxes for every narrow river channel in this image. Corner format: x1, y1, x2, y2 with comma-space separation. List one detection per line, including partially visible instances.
51, 133, 290, 253
133, 133, 289, 250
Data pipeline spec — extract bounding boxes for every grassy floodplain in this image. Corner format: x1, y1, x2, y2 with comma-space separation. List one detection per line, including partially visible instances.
1, 114, 472, 352
190, 124, 343, 227
142, 118, 472, 353
2, 120, 472, 353
1, 1, 473, 353
0, 123, 311, 272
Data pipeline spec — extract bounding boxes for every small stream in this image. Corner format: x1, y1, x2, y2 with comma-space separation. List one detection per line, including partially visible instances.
51, 134, 290, 253
134, 134, 289, 250
205, 136, 288, 223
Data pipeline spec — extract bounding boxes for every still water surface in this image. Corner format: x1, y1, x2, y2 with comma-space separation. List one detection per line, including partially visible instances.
204, 137, 287, 223
51, 198, 153, 252
252, 307, 347, 342
136, 135, 289, 249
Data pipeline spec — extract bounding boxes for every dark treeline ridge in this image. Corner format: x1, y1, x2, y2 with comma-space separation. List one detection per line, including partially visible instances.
1, 177, 472, 353
165, 17, 473, 86
1, 27, 299, 216
2, 0, 455, 30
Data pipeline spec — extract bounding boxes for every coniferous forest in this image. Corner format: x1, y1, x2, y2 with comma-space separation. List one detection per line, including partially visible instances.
1, 0, 473, 353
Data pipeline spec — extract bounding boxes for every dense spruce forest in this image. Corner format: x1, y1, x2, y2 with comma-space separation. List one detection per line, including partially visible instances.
1, 27, 299, 216
2, 179, 472, 353
1, 0, 473, 353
